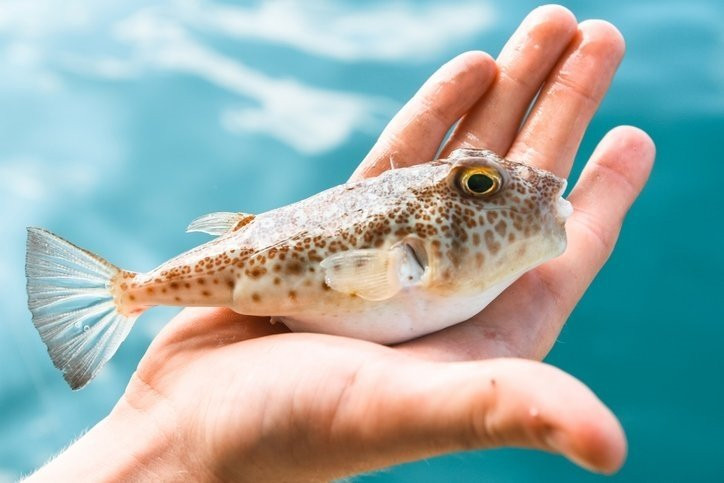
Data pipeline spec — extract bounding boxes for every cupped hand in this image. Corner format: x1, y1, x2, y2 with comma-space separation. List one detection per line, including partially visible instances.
121, 308, 623, 481
119, 6, 654, 481
355, 7, 654, 361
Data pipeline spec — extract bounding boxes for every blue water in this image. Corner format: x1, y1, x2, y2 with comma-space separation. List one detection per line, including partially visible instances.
0, 1, 722, 481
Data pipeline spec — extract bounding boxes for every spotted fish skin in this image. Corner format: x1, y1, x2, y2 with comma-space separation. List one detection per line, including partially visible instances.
116, 148, 570, 342
25, 148, 572, 388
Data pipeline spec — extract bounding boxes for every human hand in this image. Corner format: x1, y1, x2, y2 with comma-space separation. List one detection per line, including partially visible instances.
28, 6, 654, 482
354, 6, 655, 361
29, 309, 625, 481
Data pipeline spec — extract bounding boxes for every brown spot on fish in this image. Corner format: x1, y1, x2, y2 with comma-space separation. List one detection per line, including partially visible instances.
232, 215, 255, 231
286, 262, 303, 275
484, 230, 501, 255
248, 267, 267, 278
495, 220, 507, 237
251, 293, 261, 302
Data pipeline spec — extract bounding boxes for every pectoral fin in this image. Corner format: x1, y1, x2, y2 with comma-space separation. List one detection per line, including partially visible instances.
186, 212, 255, 236
320, 249, 397, 301
320, 242, 426, 301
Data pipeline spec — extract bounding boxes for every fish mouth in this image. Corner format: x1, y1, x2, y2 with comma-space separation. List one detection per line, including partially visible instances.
554, 180, 573, 224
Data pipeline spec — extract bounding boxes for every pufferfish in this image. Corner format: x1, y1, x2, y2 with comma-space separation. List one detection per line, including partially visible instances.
25, 148, 573, 389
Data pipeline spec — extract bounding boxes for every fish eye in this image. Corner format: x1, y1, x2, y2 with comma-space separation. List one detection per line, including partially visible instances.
458, 167, 502, 197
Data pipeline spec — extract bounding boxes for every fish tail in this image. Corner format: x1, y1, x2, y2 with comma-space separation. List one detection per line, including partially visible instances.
25, 227, 144, 390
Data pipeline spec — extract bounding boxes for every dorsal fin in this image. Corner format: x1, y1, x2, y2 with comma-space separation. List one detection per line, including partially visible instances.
186, 212, 255, 236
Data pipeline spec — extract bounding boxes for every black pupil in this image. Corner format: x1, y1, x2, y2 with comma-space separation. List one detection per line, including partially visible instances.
466, 173, 495, 193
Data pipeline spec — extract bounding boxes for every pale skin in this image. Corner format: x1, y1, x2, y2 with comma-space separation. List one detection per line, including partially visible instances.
27, 6, 655, 482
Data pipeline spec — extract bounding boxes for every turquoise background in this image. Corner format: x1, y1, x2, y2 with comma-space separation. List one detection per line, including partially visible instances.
0, 1, 722, 481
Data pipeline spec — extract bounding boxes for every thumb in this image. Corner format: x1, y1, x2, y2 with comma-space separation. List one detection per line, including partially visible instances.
328, 357, 626, 476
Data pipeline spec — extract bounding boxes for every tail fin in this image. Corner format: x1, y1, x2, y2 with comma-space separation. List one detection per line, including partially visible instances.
25, 227, 139, 390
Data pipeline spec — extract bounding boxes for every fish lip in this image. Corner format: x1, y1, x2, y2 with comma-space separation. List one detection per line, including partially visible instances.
554, 179, 573, 226
556, 197, 574, 223
554, 179, 573, 224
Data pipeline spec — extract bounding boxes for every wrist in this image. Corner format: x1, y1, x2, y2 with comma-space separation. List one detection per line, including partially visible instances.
26, 388, 209, 481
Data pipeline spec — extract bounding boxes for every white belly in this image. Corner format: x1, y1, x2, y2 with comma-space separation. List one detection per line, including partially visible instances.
279, 275, 517, 344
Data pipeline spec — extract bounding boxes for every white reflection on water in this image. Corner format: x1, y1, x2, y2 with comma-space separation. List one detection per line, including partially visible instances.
183, 0, 495, 61
0, 0, 495, 154
111, 8, 396, 154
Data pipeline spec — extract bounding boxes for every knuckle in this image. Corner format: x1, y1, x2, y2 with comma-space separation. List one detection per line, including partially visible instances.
325, 364, 365, 440
553, 72, 600, 106
506, 141, 549, 169
574, 205, 620, 255
416, 92, 454, 130
468, 390, 501, 449
498, 66, 540, 93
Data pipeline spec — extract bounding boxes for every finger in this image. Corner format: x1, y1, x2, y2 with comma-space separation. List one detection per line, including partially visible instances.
329, 357, 626, 475
506, 20, 626, 176
533, 125, 655, 335
350, 51, 497, 181
442, 5, 578, 156
397, 126, 654, 361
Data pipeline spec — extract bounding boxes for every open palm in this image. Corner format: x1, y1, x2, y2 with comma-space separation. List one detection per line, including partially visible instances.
114, 6, 654, 482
